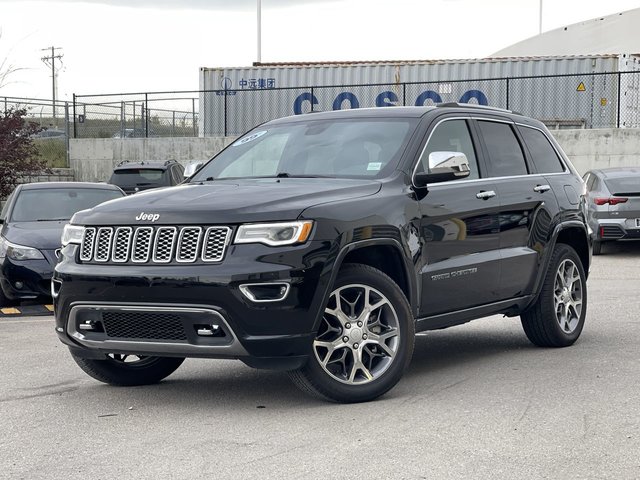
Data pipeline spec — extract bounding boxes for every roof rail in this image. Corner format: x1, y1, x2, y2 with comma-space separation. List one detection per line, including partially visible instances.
436, 102, 513, 114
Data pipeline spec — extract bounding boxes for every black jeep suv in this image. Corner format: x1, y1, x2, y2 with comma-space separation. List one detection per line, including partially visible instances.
54, 104, 590, 403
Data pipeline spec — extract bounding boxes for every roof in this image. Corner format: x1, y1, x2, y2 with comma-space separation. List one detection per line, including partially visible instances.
113, 161, 176, 170
594, 167, 640, 178
491, 8, 640, 57
201, 54, 622, 71
20, 182, 121, 190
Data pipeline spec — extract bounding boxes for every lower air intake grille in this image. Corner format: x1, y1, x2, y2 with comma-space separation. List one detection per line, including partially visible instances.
101, 311, 187, 341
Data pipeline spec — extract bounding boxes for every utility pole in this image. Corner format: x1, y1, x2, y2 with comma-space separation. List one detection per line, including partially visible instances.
257, 0, 262, 64
539, 0, 543, 34
41, 46, 63, 124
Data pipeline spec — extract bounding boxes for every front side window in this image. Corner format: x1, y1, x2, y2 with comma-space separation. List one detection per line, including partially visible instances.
417, 119, 480, 180
10, 189, 123, 222
191, 118, 418, 181
478, 121, 528, 177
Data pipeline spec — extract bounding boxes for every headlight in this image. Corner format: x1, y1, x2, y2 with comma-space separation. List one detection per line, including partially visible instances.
61, 224, 85, 247
235, 221, 313, 246
0, 236, 44, 261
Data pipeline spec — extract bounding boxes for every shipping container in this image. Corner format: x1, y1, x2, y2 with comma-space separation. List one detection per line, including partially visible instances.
199, 54, 640, 136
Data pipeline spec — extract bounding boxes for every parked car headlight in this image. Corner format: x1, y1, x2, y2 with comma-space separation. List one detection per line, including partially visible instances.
0, 236, 44, 261
234, 221, 313, 246
61, 224, 85, 247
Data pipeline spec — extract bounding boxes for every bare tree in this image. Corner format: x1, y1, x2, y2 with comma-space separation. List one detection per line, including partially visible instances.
0, 30, 24, 90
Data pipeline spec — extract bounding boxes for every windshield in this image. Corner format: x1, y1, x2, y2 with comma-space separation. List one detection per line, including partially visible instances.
604, 176, 640, 195
10, 188, 123, 222
191, 118, 417, 182
109, 169, 168, 187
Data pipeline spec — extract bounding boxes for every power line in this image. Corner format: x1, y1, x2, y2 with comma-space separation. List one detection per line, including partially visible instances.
41, 46, 63, 122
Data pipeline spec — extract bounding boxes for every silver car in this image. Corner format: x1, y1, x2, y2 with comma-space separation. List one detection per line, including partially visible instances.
583, 168, 640, 254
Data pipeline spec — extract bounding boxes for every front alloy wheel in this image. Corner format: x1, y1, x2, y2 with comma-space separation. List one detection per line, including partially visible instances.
289, 263, 414, 403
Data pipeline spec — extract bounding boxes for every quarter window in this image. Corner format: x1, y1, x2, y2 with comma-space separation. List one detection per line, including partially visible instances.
418, 119, 480, 180
478, 121, 528, 177
519, 126, 564, 174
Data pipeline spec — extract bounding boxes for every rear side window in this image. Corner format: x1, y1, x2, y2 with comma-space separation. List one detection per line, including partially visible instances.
478, 121, 528, 177
519, 126, 565, 173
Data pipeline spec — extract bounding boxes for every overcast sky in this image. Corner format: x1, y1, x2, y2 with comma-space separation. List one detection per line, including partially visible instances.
1, 0, 640, 100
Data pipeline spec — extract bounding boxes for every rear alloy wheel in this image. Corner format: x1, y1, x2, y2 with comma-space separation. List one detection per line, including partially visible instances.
289, 264, 414, 403
521, 244, 587, 347
71, 352, 185, 386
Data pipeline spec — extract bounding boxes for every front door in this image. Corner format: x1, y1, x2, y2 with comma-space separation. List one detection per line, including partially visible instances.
416, 118, 501, 318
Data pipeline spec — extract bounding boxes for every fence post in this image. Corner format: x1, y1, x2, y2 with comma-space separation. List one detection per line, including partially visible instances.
403, 84, 406, 106
144, 93, 149, 138
224, 89, 228, 137
120, 101, 125, 138
64, 102, 70, 168
72, 94, 77, 138
617, 72, 622, 128
172, 110, 176, 137
310, 87, 314, 112
505, 78, 510, 110
192, 98, 196, 137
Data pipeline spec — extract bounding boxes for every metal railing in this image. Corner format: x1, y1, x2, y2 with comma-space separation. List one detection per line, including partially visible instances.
71, 70, 640, 138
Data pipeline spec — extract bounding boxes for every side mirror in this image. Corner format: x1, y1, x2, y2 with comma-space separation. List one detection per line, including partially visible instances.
184, 162, 204, 178
414, 151, 471, 188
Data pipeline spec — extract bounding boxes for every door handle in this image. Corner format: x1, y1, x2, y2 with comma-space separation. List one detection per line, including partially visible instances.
476, 190, 496, 200
533, 184, 551, 193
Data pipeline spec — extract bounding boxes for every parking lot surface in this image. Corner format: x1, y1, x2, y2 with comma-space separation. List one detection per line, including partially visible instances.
1, 242, 639, 480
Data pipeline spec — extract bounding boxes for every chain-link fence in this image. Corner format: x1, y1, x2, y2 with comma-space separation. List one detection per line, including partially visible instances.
72, 92, 198, 139
2, 96, 71, 167
72, 70, 640, 139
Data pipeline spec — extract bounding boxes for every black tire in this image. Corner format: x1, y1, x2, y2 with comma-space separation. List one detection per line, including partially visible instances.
592, 240, 602, 255
289, 263, 415, 403
521, 244, 587, 348
71, 352, 185, 386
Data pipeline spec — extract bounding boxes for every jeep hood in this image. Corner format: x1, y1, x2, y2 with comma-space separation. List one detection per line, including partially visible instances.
72, 178, 381, 225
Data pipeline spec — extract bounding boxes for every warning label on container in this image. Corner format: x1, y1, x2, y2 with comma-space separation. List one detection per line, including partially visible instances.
577, 82, 586, 92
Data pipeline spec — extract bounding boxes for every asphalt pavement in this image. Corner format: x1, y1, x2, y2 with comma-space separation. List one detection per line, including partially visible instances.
1, 242, 639, 480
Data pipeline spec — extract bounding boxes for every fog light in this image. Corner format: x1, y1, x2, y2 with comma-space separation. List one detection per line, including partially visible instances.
14, 281, 24, 290
239, 282, 290, 303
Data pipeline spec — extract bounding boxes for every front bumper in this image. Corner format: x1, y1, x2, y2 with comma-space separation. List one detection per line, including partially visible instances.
53, 240, 336, 369
0, 256, 54, 301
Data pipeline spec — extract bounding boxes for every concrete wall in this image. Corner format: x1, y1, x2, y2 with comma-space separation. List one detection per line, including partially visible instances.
68, 129, 640, 183
69, 137, 237, 182
20, 167, 75, 184
550, 128, 640, 175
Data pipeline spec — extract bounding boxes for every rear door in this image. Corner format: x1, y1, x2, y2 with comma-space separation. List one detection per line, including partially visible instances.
416, 116, 501, 317
475, 119, 558, 300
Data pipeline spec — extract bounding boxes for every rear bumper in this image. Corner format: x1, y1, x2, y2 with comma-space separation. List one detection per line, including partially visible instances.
593, 219, 640, 241
53, 241, 335, 369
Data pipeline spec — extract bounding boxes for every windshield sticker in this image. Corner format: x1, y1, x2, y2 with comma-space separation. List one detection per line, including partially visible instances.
367, 162, 382, 171
232, 130, 267, 146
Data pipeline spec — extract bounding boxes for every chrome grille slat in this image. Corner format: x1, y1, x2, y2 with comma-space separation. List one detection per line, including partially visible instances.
80, 228, 96, 262
95, 228, 114, 262
112, 227, 133, 263
132, 227, 153, 263
152, 227, 177, 263
202, 227, 231, 262
80, 226, 230, 264
176, 227, 202, 263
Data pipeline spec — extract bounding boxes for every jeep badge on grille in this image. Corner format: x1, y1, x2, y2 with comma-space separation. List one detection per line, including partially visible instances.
136, 212, 160, 222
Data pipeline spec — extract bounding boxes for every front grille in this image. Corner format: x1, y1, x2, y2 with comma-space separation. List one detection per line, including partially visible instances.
101, 311, 187, 341
80, 225, 231, 264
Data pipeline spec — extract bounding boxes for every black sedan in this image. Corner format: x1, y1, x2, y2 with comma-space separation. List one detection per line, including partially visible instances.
0, 182, 124, 306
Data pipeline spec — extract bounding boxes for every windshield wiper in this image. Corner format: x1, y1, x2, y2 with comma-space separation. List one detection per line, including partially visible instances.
275, 173, 333, 178
36, 218, 69, 222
